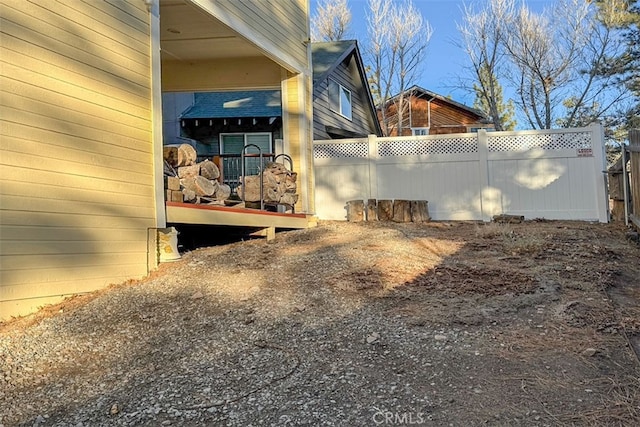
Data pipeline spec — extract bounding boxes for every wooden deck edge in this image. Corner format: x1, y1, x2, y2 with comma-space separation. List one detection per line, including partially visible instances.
165, 202, 316, 229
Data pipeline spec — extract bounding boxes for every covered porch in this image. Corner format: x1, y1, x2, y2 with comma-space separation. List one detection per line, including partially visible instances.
156, 0, 315, 235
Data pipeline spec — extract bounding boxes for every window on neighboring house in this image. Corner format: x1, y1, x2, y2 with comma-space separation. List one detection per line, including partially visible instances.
328, 79, 352, 120
469, 127, 494, 133
411, 128, 429, 136
220, 132, 272, 177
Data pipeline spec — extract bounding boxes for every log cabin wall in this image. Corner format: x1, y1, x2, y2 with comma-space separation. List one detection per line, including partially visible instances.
381, 92, 491, 136
0, 0, 156, 319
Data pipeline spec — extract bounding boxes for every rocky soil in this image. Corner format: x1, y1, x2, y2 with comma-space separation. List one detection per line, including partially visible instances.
1, 220, 639, 427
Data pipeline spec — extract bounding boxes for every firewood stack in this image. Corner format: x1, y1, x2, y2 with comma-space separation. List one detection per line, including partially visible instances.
237, 161, 299, 207
163, 144, 232, 204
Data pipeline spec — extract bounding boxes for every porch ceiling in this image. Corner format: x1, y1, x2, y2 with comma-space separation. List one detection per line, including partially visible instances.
159, 0, 265, 62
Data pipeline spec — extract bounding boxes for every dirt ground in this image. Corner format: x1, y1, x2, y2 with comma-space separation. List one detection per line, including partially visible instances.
1, 220, 640, 426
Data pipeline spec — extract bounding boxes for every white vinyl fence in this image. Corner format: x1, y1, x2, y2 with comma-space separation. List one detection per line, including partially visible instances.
313, 124, 609, 222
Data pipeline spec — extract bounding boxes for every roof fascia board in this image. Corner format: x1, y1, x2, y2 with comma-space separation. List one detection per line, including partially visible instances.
351, 42, 383, 136
390, 85, 487, 120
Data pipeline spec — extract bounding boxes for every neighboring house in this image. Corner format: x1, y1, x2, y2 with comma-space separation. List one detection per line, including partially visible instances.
380, 85, 494, 136
0, 0, 314, 320
311, 40, 382, 139
165, 39, 381, 157
168, 90, 283, 158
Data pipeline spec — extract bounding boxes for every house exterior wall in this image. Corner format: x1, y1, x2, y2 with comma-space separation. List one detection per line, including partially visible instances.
384, 95, 493, 136
0, 0, 156, 319
313, 54, 376, 140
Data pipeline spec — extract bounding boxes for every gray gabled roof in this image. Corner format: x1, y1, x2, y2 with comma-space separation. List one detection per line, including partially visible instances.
180, 90, 282, 119
311, 40, 358, 82
312, 40, 383, 136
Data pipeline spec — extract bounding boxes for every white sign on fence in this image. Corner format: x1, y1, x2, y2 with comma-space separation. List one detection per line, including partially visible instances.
313, 124, 609, 222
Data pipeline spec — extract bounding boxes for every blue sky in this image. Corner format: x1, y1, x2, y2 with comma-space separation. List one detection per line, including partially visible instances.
311, 0, 555, 107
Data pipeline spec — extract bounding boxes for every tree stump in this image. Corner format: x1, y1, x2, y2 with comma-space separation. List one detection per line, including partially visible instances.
393, 200, 411, 222
366, 199, 378, 221
377, 200, 393, 221
410, 200, 430, 222
346, 200, 365, 222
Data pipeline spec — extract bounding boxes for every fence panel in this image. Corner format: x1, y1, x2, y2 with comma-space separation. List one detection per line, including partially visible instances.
313, 124, 608, 222
313, 139, 372, 220
485, 128, 606, 221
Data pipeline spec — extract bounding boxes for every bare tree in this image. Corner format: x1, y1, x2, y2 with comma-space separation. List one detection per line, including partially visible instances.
457, 0, 629, 130
311, 0, 351, 42
365, 0, 432, 136
503, 0, 628, 129
457, 0, 515, 130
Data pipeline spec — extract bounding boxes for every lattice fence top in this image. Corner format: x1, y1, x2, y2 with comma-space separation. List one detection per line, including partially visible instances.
314, 129, 595, 159
488, 131, 592, 152
314, 142, 369, 159
378, 136, 478, 157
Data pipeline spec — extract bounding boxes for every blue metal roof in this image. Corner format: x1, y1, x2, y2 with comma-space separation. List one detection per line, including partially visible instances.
180, 90, 282, 119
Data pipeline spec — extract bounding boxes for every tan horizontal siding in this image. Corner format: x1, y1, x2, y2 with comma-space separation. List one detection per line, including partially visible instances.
0, 145, 153, 184
210, 0, 308, 70
2, 1, 149, 66
1, 121, 151, 164
1, 238, 148, 257
2, 75, 149, 131
0, 42, 149, 115
0, 0, 156, 320
1, 267, 147, 294
0, 225, 149, 242
0, 210, 156, 229
0, 165, 153, 198
1, 180, 154, 211
0, 13, 149, 86
1, 271, 146, 301
1, 88, 150, 142
0, 104, 150, 153
0, 194, 156, 218
65, 0, 150, 41
103, 0, 149, 23
1, 251, 147, 272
